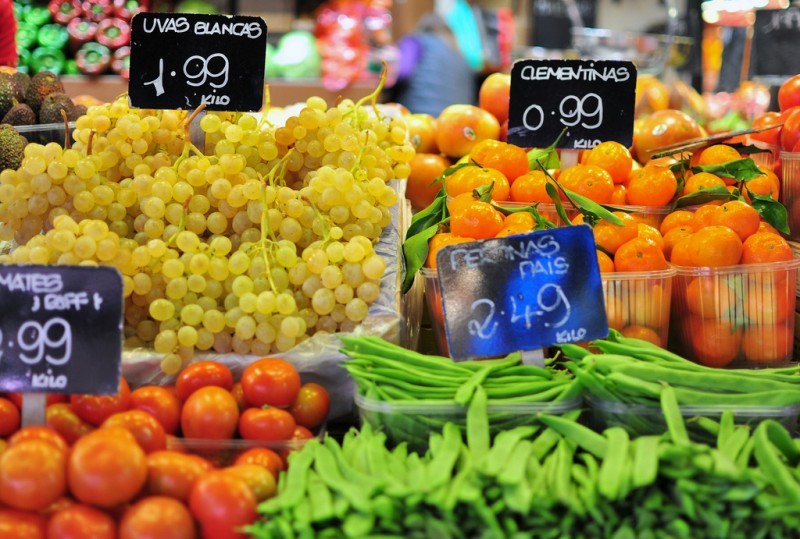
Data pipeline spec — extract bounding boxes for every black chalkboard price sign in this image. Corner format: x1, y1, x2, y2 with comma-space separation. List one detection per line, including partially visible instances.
0, 265, 123, 394
753, 8, 800, 77
129, 13, 267, 111
507, 59, 636, 150
436, 225, 609, 361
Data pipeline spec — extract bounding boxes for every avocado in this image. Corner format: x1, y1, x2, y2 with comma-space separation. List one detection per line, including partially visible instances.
0, 124, 27, 172
25, 71, 65, 115
69, 103, 87, 122
38, 92, 75, 124
2, 103, 36, 126
11, 71, 31, 103
0, 75, 15, 119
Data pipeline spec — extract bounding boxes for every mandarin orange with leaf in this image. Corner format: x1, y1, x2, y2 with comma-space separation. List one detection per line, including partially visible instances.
558, 164, 614, 204
510, 170, 553, 203
426, 233, 475, 269
592, 212, 638, 255
712, 200, 761, 241
469, 139, 529, 184
445, 166, 510, 201
449, 200, 505, 240
626, 165, 677, 207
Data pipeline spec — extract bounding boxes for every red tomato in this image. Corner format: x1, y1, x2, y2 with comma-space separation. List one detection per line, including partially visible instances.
181, 386, 239, 439
46, 504, 116, 539
238, 407, 295, 442
241, 358, 301, 408
5, 393, 68, 409
0, 439, 66, 510
70, 377, 131, 426
779, 74, 800, 111
146, 450, 213, 502
175, 361, 234, 402
279, 426, 315, 462
750, 111, 783, 147
37, 495, 75, 518
8, 426, 68, 455
46, 403, 94, 445
68, 427, 148, 508
189, 472, 257, 539
289, 383, 330, 429
129, 386, 182, 435
119, 496, 196, 539
0, 508, 47, 539
0, 397, 20, 437
233, 447, 285, 480
102, 410, 167, 453
230, 382, 249, 412
781, 107, 800, 151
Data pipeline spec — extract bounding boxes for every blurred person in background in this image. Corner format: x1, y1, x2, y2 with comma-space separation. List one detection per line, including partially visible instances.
0, 0, 17, 67
391, 12, 476, 117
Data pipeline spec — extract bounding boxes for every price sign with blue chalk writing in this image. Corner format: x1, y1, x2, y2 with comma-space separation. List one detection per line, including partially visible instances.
129, 12, 267, 111
436, 226, 608, 361
507, 59, 636, 150
0, 265, 123, 394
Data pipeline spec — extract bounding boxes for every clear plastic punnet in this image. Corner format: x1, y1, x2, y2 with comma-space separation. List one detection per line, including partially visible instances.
669, 258, 800, 369
781, 151, 800, 241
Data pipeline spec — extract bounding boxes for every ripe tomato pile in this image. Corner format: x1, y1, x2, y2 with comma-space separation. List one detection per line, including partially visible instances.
0, 357, 329, 539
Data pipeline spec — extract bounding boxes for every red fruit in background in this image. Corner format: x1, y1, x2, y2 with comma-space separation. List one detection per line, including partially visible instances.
102, 410, 167, 453
46, 403, 94, 444
68, 427, 148, 508
780, 107, 800, 151
0, 397, 20, 437
119, 496, 196, 539
175, 361, 234, 402
289, 383, 330, 429
234, 447, 285, 480
238, 407, 295, 442
181, 386, 239, 440
189, 472, 257, 539
633, 109, 703, 163
130, 385, 182, 435
479, 72, 511, 124
146, 450, 213, 502
436, 104, 501, 158
241, 358, 301, 408
46, 504, 116, 539
750, 111, 782, 147
778, 74, 800, 111
8, 426, 68, 456
70, 377, 131, 426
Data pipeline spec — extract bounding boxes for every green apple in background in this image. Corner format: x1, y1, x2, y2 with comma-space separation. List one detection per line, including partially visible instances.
270, 31, 320, 80
175, 0, 219, 14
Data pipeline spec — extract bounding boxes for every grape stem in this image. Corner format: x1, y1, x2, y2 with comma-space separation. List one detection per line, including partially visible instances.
60, 109, 71, 150
165, 198, 191, 246
258, 85, 274, 129
86, 130, 95, 155
354, 60, 388, 121
173, 104, 208, 170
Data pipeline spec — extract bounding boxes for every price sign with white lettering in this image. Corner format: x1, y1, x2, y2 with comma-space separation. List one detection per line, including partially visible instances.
507, 59, 636, 150
129, 12, 267, 111
0, 266, 123, 394
436, 226, 608, 361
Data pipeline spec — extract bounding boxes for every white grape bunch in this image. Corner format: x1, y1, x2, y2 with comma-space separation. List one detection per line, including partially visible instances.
0, 84, 414, 373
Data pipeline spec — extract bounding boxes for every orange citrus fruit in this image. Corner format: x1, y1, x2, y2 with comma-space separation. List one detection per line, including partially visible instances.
426, 233, 475, 269
406, 153, 449, 211
687, 226, 743, 267
741, 231, 794, 264
712, 200, 761, 241
626, 165, 677, 207
469, 139, 529, 184
614, 237, 668, 272
584, 141, 633, 185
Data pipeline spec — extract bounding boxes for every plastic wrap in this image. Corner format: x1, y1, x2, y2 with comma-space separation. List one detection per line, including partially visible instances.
123, 181, 421, 421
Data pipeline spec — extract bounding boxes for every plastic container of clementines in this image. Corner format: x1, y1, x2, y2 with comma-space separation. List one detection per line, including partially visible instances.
747, 140, 780, 175
669, 258, 800, 368
602, 268, 676, 348
781, 152, 800, 240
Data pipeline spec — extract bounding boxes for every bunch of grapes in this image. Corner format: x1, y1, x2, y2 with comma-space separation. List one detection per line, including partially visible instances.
0, 89, 414, 373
